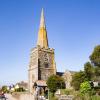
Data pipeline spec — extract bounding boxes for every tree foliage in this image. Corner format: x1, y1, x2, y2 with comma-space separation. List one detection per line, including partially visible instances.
90, 45, 100, 67
80, 81, 92, 94
84, 62, 95, 80
1, 86, 8, 93
71, 71, 87, 90
95, 66, 100, 77
47, 75, 65, 95
71, 45, 100, 91
90, 45, 100, 78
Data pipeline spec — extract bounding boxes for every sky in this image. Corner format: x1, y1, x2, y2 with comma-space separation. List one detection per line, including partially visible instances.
0, 0, 100, 85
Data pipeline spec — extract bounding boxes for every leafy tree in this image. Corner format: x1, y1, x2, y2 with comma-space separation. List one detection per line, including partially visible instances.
84, 62, 95, 80
71, 45, 100, 91
1, 86, 8, 93
90, 45, 100, 67
80, 81, 92, 94
90, 45, 100, 80
95, 66, 100, 77
71, 71, 87, 90
47, 75, 65, 96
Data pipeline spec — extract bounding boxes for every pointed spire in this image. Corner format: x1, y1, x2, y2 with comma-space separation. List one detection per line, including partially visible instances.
37, 8, 49, 48
40, 8, 46, 28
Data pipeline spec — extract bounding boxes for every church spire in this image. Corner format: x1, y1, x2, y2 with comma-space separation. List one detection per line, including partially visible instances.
40, 8, 46, 28
37, 8, 49, 48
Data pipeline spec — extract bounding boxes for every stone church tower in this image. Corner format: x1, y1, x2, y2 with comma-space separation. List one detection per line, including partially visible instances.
28, 9, 56, 93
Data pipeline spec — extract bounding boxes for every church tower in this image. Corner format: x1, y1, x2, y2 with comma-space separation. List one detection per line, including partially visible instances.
28, 9, 56, 93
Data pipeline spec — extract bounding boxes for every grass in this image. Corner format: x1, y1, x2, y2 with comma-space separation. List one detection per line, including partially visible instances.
59, 89, 100, 100
47, 89, 100, 100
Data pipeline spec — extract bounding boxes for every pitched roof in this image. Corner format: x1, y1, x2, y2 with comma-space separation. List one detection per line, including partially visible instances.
36, 80, 47, 87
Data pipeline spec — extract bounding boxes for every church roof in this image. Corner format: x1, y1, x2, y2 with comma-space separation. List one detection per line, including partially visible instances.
56, 72, 64, 76
57, 70, 76, 76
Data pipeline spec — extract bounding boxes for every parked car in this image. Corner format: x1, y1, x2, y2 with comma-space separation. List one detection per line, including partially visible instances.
0, 92, 6, 100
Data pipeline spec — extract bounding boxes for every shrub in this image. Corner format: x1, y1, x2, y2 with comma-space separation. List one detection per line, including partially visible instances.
80, 81, 92, 94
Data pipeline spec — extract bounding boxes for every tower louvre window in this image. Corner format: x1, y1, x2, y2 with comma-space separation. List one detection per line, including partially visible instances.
45, 63, 49, 68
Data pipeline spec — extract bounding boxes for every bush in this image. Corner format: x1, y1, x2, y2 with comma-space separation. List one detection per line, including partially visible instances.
80, 81, 92, 94
1, 86, 8, 93
15, 87, 25, 92
73, 90, 100, 100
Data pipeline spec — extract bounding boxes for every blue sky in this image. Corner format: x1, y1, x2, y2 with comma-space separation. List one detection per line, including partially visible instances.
0, 0, 100, 85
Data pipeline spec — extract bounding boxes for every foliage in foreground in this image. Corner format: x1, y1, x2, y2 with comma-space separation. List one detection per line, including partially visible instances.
80, 81, 92, 94
74, 92, 100, 100
56, 89, 100, 100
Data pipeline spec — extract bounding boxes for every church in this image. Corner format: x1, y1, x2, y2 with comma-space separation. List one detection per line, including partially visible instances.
28, 9, 73, 93
28, 9, 56, 93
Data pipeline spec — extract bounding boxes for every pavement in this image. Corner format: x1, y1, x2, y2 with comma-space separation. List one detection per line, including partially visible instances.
5, 94, 17, 100
5, 93, 35, 100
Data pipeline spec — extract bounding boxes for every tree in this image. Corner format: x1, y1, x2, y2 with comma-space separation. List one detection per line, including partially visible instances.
95, 66, 100, 77
71, 45, 100, 91
90, 45, 100, 79
47, 75, 65, 96
71, 71, 87, 90
90, 45, 100, 67
80, 81, 92, 94
1, 86, 8, 93
84, 62, 95, 80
